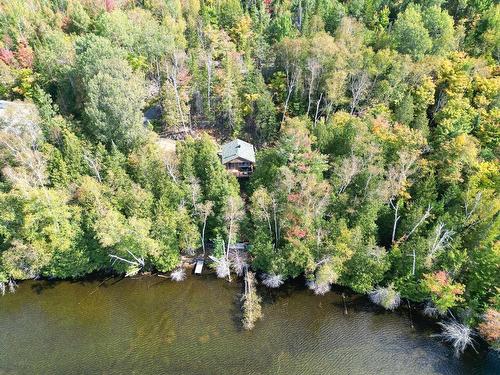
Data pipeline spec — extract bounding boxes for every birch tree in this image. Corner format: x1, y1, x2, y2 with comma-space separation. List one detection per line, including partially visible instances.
162, 50, 190, 130
250, 187, 274, 242
224, 195, 245, 255
198, 200, 214, 255
0, 102, 47, 191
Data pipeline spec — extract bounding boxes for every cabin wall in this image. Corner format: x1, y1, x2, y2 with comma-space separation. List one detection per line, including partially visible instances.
224, 158, 254, 177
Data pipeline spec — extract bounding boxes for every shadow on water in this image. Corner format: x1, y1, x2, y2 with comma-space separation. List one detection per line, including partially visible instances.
258, 286, 284, 306
428, 339, 500, 375
257, 274, 308, 306
2, 275, 498, 375
30, 279, 58, 294
231, 289, 245, 332
30, 273, 126, 295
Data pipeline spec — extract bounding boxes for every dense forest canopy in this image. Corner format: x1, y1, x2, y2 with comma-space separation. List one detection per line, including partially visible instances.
0, 0, 498, 349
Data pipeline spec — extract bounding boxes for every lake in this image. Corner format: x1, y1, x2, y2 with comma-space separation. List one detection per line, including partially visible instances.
0, 274, 498, 375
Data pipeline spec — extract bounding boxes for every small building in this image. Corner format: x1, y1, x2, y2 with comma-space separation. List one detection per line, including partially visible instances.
221, 139, 256, 178
0, 100, 30, 119
0, 100, 39, 127
228, 242, 248, 251
0, 100, 9, 115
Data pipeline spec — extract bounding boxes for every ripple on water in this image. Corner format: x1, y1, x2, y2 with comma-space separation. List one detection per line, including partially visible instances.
0, 276, 498, 375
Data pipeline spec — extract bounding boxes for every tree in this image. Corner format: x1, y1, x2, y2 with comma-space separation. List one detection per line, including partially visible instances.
93, 8, 177, 63
340, 241, 390, 293
422, 271, 465, 314
275, 38, 305, 122
161, 51, 191, 130
94, 208, 162, 275
84, 58, 146, 151
423, 6, 457, 56
0, 101, 48, 191
392, 4, 432, 60
249, 117, 330, 278
198, 200, 214, 255
478, 309, 500, 350
213, 49, 245, 135
241, 271, 262, 329
250, 187, 275, 243
177, 134, 240, 237
466, 4, 500, 62
66, 0, 92, 34
0, 188, 84, 279
224, 195, 244, 254
34, 30, 76, 111
75, 34, 126, 87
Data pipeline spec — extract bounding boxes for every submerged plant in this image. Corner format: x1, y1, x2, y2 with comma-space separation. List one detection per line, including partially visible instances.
436, 320, 476, 357
241, 271, 262, 330
369, 284, 401, 310
170, 268, 186, 282
261, 273, 284, 288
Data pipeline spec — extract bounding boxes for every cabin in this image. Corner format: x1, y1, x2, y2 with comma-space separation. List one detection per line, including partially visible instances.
228, 242, 248, 251
221, 139, 256, 178
0, 100, 9, 116
0, 100, 39, 125
0, 100, 26, 119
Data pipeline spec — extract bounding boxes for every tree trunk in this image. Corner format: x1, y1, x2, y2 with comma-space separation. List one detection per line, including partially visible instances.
272, 200, 279, 245
282, 71, 297, 123
202, 217, 207, 256
412, 248, 416, 276
226, 222, 232, 282
404, 205, 432, 240
298, 0, 303, 31
166, 53, 186, 129
390, 199, 400, 243
306, 73, 314, 117
206, 54, 213, 112
313, 93, 323, 128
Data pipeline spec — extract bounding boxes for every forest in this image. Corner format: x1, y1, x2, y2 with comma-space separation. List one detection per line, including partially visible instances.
0, 0, 498, 353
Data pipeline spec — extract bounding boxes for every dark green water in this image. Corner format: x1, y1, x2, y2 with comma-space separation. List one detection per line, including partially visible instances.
0, 274, 498, 375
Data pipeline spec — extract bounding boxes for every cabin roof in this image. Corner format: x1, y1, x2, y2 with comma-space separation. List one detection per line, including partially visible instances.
221, 139, 256, 164
0, 100, 12, 115
0, 100, 39, 126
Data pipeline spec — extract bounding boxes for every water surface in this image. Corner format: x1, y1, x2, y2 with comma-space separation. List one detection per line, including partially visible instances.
0, 274, 498, 374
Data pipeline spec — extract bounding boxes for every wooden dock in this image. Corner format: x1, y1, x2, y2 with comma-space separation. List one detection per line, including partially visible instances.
194, 259, 204, 275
